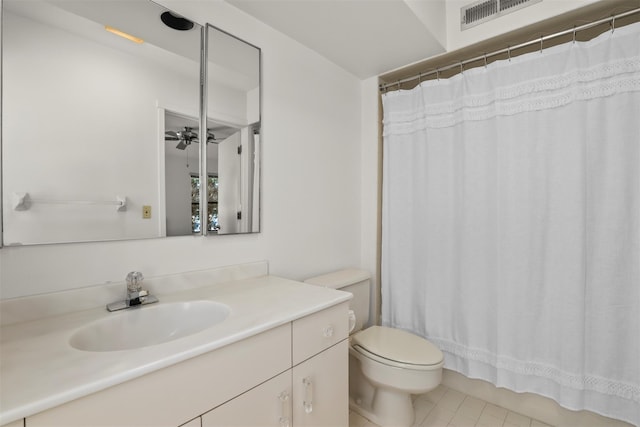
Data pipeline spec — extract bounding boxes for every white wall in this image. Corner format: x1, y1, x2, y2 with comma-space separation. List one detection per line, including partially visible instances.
0, 0, 363, 299
207, 79, 250, 126
360, 76, 381, 323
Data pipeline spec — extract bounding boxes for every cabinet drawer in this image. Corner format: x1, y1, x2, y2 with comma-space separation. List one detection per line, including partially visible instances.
292, 302, 349, 365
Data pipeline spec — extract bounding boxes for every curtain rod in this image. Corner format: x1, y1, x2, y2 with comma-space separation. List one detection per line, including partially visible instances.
379, 7, 640, 91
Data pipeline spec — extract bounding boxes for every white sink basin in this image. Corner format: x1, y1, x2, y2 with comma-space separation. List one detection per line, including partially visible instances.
70, 301, 230, 352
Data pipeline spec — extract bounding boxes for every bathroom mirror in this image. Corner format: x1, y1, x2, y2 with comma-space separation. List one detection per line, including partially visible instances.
1, 0, 261, 245
205, 24, 260, 235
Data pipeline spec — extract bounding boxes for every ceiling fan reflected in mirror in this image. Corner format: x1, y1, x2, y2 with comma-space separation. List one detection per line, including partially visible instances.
165, 127, 221, 150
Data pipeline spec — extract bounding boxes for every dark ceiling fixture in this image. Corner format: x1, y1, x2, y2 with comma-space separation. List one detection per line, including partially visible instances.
160, 11, 195, 31
165, 127, 220, 150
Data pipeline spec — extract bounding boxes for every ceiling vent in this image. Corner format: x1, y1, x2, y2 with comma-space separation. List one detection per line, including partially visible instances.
461, 0, 542, 30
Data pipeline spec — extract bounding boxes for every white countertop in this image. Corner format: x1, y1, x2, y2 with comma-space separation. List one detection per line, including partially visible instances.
0, 275, 351, 425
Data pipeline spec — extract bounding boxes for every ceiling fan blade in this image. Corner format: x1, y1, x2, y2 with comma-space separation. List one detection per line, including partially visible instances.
165, 130, 179, 141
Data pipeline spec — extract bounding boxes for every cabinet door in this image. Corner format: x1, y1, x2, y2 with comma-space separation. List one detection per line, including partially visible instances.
202, 370, 292, 427
292, 340, 348, 427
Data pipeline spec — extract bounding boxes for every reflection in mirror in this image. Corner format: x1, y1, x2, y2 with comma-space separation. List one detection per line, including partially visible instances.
206, 25, 260, 235
163, 111, 200, 237
1, 1, 262, 245
162, 111, 237, 236
1, 0, 201, 245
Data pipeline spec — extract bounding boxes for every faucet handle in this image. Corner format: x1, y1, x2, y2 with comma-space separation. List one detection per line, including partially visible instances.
126, 271, 144, 293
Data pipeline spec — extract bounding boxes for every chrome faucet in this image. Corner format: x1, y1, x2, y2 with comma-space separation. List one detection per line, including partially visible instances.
106, 271, 159, 312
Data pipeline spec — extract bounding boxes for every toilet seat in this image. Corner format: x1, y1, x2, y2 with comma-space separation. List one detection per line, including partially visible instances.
351, 326, 444, 370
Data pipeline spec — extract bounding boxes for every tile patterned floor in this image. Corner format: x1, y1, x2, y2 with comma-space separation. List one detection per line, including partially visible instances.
349, 385, 553, 427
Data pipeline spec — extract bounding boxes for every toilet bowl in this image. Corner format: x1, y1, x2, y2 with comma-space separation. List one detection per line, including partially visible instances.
349, 325, 444, 426
304, 269, 444, 427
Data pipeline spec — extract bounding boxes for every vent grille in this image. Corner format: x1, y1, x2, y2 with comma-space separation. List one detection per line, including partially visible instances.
461, 0, 542, 30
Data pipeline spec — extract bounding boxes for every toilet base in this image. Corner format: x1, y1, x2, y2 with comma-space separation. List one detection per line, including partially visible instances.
349, 388, 415, 427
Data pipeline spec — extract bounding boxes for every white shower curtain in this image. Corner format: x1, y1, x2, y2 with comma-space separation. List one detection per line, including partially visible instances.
381, 23, 640, 425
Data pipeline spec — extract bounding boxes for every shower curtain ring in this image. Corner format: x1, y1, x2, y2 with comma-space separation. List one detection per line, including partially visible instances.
436, 69, 440, 81
418, 72, 422, 84
484, 54, 488, 68
540, 35, 544, 53
508, 46, 512, 62
573, 26, 577, 43
459, 61, 464, 74
611, 15, 616, 33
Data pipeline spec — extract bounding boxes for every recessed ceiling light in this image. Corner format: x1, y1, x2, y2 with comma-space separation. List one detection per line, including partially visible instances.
104, 25, 144, 44
160, 11, 195, 31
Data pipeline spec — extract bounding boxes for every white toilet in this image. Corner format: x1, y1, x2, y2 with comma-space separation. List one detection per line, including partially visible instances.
304, 269, 444, 427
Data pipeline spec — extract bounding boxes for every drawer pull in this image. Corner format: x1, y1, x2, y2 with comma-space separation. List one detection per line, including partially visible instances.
278, 391, 290, 427
302, 377, 313, 414
323, 325, 334, 338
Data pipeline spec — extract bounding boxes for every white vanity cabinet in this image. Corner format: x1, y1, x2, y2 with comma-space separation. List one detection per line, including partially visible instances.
202, 343, 349, 427
22, 302, 350, 427
196, 302, 350, 427
25, 325, 292, 427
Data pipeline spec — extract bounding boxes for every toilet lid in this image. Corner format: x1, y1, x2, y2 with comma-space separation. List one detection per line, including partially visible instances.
351, 326, 444, 366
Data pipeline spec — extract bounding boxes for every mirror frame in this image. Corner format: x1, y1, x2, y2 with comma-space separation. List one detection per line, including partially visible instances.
200, 25, 208, 236
1, 0, 5, 249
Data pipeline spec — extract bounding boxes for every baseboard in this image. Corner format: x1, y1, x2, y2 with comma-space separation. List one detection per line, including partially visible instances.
442, 369, 633, 427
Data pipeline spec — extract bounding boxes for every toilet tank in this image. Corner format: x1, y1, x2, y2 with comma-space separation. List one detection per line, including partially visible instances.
304, 269, 370, 333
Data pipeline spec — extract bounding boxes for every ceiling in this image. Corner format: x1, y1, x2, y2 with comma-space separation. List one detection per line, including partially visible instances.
225, 0, 448, 79
10, 0, 447, 82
